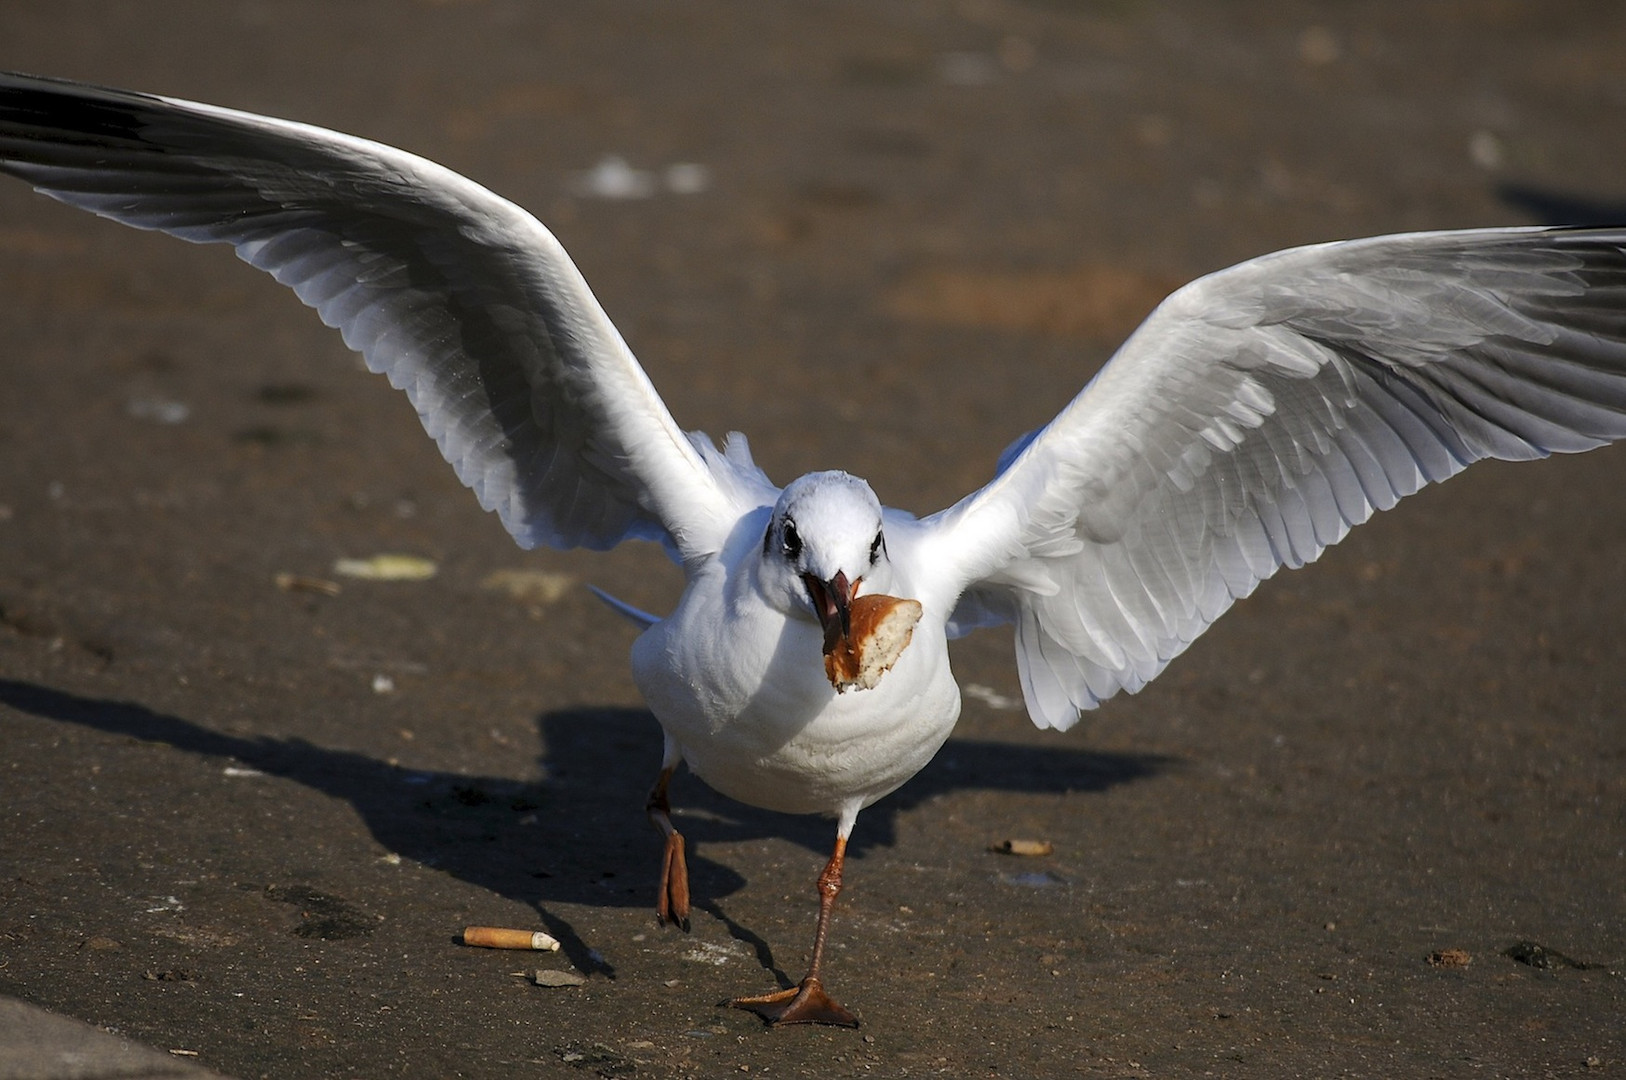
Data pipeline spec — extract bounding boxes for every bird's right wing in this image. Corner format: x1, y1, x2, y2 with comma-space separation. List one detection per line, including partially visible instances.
918, 227, 1626, 730
0, 72, 770, 561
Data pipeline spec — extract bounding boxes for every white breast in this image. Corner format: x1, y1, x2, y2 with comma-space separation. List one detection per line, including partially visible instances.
631, 567, 961, 817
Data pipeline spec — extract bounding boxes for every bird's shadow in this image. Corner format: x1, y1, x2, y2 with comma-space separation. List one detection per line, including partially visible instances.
1498, 182, 1626, 227
0, 678, 1165, 979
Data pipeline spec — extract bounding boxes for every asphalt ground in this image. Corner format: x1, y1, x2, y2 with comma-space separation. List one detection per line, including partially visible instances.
0, 2, 1622, 1077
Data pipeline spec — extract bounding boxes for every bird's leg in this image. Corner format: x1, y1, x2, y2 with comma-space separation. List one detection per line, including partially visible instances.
728, 833, 859, 1027
647, 740, 689, 931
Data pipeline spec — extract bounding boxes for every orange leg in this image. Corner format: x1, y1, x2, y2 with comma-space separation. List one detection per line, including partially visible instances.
729, 834, 859, 1027
646, 762, 689, 931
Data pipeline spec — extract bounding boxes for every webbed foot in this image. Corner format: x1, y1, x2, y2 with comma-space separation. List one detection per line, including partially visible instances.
728, 976, 858, 1027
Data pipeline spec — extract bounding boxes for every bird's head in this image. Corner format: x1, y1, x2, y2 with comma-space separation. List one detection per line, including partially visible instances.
760, 471, 891, 655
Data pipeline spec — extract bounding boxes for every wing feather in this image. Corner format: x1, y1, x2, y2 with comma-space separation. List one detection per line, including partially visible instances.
0, 72, 768, 559
923, 227, 1626, 729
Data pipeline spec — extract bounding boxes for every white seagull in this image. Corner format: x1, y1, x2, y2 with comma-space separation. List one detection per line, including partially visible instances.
3, 72, 1625, 1027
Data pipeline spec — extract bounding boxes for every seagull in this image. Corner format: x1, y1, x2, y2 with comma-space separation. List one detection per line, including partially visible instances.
3, 71, 1625, 1027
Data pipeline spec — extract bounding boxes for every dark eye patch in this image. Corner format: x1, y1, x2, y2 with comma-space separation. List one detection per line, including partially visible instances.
869, 531, 884, 563
781, 519, 802, 560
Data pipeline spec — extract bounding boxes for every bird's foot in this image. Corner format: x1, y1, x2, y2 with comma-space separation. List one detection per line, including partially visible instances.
655, 829, 690, 931
727, 976, 858, 1028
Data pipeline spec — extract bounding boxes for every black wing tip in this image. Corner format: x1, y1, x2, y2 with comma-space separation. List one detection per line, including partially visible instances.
0, 69, 166, 103
0, 70, 173, 153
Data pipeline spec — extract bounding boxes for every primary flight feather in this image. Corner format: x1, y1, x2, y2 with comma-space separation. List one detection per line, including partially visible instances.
3, 71, 1623, 1026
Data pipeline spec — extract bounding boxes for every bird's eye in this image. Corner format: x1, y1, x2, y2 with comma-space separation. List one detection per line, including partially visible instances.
781, 519, 802, 560
869, 531, 884, 564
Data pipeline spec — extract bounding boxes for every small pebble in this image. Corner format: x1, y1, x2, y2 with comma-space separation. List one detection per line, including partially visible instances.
534, 969, 587, 988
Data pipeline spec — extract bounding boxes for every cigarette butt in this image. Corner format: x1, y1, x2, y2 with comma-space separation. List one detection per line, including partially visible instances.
461, 926, 561, 951
991, 839, 1054, 857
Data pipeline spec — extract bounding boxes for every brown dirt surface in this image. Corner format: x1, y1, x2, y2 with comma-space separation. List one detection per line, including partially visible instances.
1, 3, 1623, 1078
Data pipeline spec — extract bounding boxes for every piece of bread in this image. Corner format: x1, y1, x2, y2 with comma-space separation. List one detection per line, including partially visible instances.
824, 593, 923, 692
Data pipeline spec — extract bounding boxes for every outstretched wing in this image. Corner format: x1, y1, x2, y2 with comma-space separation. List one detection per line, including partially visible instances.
921, 227, 1626, 729
0, 72, 763, 560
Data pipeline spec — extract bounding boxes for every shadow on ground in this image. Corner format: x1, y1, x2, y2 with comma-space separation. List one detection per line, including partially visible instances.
0, 677, 1166, 979
1499, 182, 1626, 226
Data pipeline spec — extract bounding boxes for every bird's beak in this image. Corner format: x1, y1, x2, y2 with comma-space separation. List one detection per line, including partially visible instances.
803, 570, 854, 656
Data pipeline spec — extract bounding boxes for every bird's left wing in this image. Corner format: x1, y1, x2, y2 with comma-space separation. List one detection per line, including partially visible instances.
919, 226, 1626, 729
0, 72, 763, 561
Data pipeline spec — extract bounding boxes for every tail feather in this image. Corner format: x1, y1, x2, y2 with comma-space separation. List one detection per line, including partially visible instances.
587, 584, 660, 629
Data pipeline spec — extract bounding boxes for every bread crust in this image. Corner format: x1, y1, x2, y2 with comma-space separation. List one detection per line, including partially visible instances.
823, 593, 924, 692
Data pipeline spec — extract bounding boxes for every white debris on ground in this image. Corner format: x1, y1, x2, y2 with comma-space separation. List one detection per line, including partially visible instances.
332, 554, 438, 581
481, 568, 575, 605
570, 156, 711, 199
126, 396, 190, 424
964, 683, 1022, 710
682, 940, 746, 966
